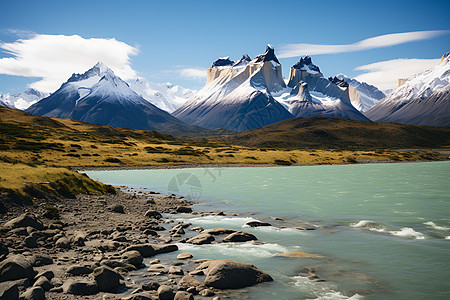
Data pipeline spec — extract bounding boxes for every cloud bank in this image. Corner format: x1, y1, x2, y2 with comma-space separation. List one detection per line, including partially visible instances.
354, 58, 441, 91
278, 30, 450, 58
0, 34, 139, 93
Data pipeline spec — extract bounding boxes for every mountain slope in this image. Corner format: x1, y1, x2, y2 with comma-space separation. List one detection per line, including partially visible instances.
0, 88, 49, 110
130, 79, 196, 112
173, 45, 294, 132
274, 56, 369, 121
228, 116, 450, 149
366, 52, 450, 126
336, 74, 385, 111
25, 62, 212, 136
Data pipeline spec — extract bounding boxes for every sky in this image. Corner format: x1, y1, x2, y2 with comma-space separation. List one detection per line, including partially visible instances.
0, 0, 449, 94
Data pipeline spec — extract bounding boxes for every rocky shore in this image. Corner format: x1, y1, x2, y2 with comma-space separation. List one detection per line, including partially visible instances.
0, 187, 275, 300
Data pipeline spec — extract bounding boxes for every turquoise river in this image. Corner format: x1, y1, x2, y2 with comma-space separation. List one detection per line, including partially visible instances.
86, 161, 450, 300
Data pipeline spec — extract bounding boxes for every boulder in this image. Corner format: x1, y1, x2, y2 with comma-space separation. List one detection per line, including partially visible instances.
71, 231, 86, 246
101, 260, 136, 271
202, 228, 236, 235
66, 265, 93, 275
34, 270, 54, 281
141, 281, 160, 291
3, 213, 44, 230
0, 254, 36, 282
174, 291, 194, 300
20, 286, 45, 300
222, 231, 257, 243
92, 266, 123, 292
157, 285, 174, 300
55, 237, 71, 249
203, 259, 272, 289
177, 253, 193, 260
33, 276, 52, 291
30, 254, 53, 267
144, 210, 162, 219
186, 233, 214, 245
178, 275, 203, 290
169, 266, 184, 275
246, 221, 272, 227
121, 250, 143, 268
62, 279, 98, 295
0, 281, 19, 299
124, 243, 178, 258
24, 235, 38, 248
110, 204, 125, 213
176, 206, 192, 213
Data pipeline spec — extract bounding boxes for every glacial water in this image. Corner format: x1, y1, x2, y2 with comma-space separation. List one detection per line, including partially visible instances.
86, 161, 450, 299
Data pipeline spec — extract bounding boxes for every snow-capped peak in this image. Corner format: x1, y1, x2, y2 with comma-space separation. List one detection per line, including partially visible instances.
233, 54, 252, 68
254, 44, 281, 64
292, 56, 321, 74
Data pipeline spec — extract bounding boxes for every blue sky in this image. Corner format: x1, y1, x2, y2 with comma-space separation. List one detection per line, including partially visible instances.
0, 0, 449, 94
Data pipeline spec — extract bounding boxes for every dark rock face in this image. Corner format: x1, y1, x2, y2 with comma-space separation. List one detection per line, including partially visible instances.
254, 45, 280, 64
157, 285, 174, 300
144, 210, 162, 219
93, 266, 123, 292
328, 76, 349, 88
20, 286, 45, 300
246, 221, 272, 227
0, 255, 37, 282
203, 259, 273, 289
292, 56, 321, 73
212, 57, 235, 68
0, 281, 19, 299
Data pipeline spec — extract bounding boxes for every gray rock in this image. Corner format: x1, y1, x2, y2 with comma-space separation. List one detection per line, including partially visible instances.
141, 281, 160, 291
62, 279, 98, 295
55, 237, 70, 249
24, 235, 38, 248
92, 266, 122, 292
33, 276, 52, 291
246, 221, 272, 227
66, 265, 93, 275
0, 281, 19, 299
200, 288, 215, 296
169, 266, 184, 275
20, 286, 45, 300
30, 254, 53, 267
110, 204, 125, 213
222, 231, 257, 243
186, 233, 214, 245
157, 285, 174, 300
177, 252, 193, 260
3, 213, 44, 230
101, 259, 136, 271
176, 206, 192, 213
71, 232, 86, 246
121, 250, 143, 268
144, 210, 162, 219
0, 254, 36, 282
203, 259, 272, 289
34, 270, 54, 281
177, 275, 203, 290
174, 291, 194, 300
124, 243, 178, 258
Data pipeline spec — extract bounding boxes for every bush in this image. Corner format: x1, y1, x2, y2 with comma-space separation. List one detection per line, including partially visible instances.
43, 206, 60, 219
104, 158, 122, 163
274, 160, 292, 165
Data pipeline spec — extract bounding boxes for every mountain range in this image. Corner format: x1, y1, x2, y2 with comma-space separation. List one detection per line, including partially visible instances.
366, 52, 450, 127
25, 62, 218, 136
6, 48, 449, 135
0, 88, 49, 110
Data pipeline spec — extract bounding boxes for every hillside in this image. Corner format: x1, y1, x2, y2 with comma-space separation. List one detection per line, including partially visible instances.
227, 116, 450, 149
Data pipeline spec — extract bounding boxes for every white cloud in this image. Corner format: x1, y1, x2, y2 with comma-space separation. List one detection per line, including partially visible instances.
0, 34, 139, 93
354, 58, 441, 90
179, 68, 206, 80
278, 30, 450, 58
